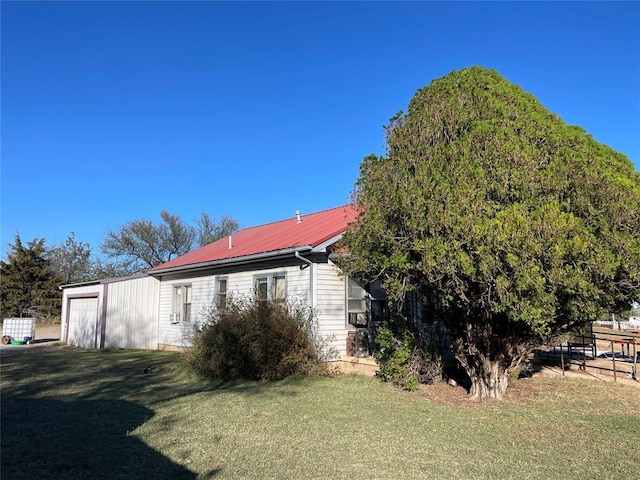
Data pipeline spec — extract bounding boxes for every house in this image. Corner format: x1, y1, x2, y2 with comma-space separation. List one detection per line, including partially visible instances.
60, 205, 384, 369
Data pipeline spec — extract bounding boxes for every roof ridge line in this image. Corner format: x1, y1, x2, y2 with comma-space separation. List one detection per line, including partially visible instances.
232, 204, 353, 233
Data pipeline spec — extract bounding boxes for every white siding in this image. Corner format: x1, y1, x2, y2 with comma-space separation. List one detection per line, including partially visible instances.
61, 284, 104, 346
157, 266, 313, 348
61, 260, 352, 355
157, 276, 213, 348
67, 297, 99, 348
315, 260, 349, 357
104, 276, 160, 349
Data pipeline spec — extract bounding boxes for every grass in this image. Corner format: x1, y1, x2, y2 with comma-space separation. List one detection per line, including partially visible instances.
1, 347, 639, 479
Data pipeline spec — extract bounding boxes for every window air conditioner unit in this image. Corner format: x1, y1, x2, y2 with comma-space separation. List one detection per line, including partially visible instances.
348, 312, 367, 327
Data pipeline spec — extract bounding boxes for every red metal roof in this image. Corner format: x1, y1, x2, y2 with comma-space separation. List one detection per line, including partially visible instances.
149, 205, 358, 273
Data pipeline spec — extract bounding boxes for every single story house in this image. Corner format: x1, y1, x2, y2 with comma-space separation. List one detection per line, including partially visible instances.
60, 205, 386, 365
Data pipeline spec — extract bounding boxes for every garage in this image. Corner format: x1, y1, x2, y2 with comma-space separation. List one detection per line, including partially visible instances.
66, 296, 99, 349
60, 275, 159, 350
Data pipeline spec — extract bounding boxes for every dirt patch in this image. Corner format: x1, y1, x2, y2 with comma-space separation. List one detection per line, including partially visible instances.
535, 362, 640, 388
411, 376, 547, 407
0, 324, 62, 355
406, 361, 640, 408
412, 381, 471, 406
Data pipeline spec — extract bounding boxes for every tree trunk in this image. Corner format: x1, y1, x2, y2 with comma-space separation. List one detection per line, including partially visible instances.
452, 320, 536, 401
464, 358, 511, 400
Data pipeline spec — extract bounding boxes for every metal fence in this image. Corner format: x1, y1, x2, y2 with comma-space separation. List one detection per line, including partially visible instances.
550, 327, 639, 382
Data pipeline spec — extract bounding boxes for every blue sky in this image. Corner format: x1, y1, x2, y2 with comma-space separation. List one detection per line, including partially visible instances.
2, 1, 639, 258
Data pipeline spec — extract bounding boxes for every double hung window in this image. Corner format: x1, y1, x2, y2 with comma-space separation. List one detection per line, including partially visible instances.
216, 278, 228, 308
346, 278, 387, 327
347, 278, 367, 327
172, 284, 192, 324
255, 274, 286, 303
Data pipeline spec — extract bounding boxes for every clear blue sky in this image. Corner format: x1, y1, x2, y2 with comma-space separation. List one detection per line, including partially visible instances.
2, 1, 639, 259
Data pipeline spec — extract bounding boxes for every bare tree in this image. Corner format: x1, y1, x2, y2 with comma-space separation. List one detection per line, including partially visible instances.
48, 232, 93, 284
102, 210, 239, 272
197, 213, 239, 247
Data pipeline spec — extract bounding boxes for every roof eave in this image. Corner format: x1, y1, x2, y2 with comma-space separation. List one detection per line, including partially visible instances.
59, 279, 102, 290
311, 232, 346, 253
148, 245, 313, 276
59, 272, 152, 290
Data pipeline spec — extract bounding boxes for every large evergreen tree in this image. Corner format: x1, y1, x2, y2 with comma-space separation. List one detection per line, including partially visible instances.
0, 235, 62, 321
342, 66, 640, 400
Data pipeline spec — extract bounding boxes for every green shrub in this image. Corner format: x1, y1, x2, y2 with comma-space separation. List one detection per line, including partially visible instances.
374, 315, 442, 391
185, 296, 320, 381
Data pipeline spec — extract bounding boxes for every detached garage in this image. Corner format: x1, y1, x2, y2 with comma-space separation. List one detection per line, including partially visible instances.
60, 274, 160, 350
67, 296, 100, 348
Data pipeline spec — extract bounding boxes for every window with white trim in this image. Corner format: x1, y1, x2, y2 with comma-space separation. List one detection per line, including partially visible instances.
256, 277, 269, 301
172, 284, 192, 324
216, 278, 228, 308
273, 275, 286, 304
347, 278, 367, 327
255, 274, 286, 303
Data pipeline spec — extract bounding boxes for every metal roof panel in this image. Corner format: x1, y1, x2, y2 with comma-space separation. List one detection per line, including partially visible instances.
149, 205, 357, 273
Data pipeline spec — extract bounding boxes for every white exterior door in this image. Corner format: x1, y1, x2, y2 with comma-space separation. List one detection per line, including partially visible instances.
67, 297, 99, 348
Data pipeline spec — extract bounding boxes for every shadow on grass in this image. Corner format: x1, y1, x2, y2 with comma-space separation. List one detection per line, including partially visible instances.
1, 347, 306, 479
0, 396, 210, 480
0, 348, 299, 405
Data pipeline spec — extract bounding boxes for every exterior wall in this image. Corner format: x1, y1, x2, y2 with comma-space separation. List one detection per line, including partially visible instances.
315, 260, 349, 358
61, 276, 159, 350
61, 258, 352, 355
155, 261, 351, 354
157, 275, 214, 349
103, 276, 160, 349
61, 283, 104, 346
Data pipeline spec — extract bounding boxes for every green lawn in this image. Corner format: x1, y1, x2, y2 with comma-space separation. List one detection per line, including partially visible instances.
1, 347, 638, 479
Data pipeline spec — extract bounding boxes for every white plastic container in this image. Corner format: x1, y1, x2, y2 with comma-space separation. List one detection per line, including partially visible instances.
2, 317, 37, 344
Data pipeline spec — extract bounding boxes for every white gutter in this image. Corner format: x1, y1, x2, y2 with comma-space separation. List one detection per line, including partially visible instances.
295, 250, 313, 268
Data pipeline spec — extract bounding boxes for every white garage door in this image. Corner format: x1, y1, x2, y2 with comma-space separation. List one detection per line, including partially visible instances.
67, 297, 99, 348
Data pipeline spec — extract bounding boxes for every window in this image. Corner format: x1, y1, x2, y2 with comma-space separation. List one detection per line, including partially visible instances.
347, 278, 367, 327
255, 274, 286, 303
346, 278, 387, 327
273, 275, 286, 304
172, 284, 192, 324
367, 280, 387, 325
216, 278, 228, 308
256, 277, 269, 301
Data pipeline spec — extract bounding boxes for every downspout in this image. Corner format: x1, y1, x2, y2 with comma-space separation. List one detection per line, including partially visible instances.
295, 251, 315, 308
